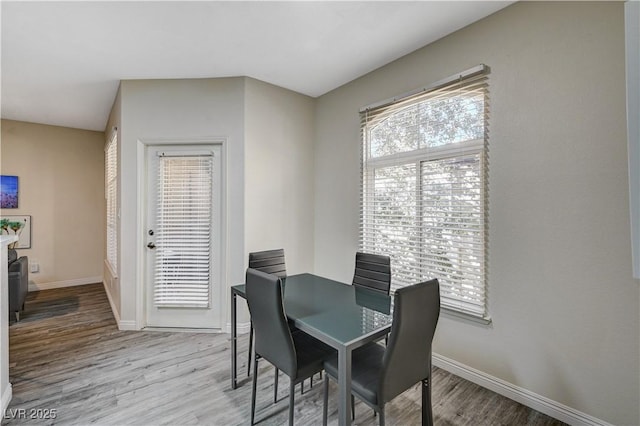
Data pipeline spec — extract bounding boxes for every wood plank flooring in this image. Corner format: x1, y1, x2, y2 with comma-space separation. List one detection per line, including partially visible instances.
3, 284, 566, 425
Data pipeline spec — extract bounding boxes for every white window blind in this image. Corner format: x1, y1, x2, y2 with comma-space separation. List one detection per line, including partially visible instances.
360, 65, 489, 320
105, 132, 118, 275
154, 154, 214, 308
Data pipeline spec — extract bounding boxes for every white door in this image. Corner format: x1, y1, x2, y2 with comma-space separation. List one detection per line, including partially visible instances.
145, 144, 222, 329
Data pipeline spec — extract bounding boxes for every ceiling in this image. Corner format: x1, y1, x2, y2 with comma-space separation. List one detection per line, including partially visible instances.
1, 1, 512, 132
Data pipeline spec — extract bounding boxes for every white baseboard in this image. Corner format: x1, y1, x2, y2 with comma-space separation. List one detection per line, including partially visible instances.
102, 280, 122, 327
143, 326, 221, 333
29, 276, 103, 292
101, 281, 138, 331
225, 321, 251, 334
118, 320, 138, 331
1, 383, 12, 413
102, 280, 119, 322
432, 353, 612, 426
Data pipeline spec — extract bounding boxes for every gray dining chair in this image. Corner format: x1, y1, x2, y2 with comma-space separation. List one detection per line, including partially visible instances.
352, 251, 392, 417
246, 249, 315, 398
249, 249, 288, 277
246, 268, 335, 426
247, 249, 288, 378
353, 251, 391, 294
322, 278, 440, 426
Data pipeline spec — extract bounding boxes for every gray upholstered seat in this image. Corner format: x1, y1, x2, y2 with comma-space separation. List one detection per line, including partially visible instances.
246, 268, 335, 426
322, 278, 440, 426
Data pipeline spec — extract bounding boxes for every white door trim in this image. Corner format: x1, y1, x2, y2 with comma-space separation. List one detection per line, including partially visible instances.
136, 137, 228, 331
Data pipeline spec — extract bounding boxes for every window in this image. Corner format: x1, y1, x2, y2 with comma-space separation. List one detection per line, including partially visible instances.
105, 131, 118, 275
360, 65, 489, 320
153, 153, 214, 308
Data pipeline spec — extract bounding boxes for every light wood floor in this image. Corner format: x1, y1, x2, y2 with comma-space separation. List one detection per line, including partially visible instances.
3, 284, 565, 426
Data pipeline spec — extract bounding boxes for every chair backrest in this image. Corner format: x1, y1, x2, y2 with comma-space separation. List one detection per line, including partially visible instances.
379, 278, 440, 404
248, 249, 287, 278
352, 252, 391, 295
245, 268, 296, 377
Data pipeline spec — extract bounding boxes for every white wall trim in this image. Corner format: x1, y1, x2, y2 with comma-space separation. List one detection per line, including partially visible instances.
625, 0, 640, 278
225, 321, 250, 335
143, 326, 221, 333
432, 353, 613, 426
103, 280, 119, 322
28, 276, 103, 292
117, 320, 138, 331
104, 259, 117, 280
102, 280, 121, 324
1, 383, 12, 414
102, 280, 139, 331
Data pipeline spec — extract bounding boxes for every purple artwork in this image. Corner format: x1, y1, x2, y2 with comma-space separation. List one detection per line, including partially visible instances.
0, 176, 18, 208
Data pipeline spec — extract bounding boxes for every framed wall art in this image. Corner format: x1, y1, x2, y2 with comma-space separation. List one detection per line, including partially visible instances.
0, 175, 18, 208
0, 215, 31, 249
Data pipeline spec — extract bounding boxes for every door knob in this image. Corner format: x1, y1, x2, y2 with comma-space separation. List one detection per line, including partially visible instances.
147, 242, 156, 249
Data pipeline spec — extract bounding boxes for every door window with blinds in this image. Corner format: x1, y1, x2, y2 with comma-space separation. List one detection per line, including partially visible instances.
154, 153, 214, 308
360, 65, 489, 320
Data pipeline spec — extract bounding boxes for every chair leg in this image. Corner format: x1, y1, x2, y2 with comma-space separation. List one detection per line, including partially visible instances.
14, 311, 20, 322
274, 368, 279, 403
289, 380, 295, 426
251, 355, 259, 426
247, 323, 254, 377
422, 377, 433, 426
322, 374, 329, 426
351, 394, 355, 421
379, 404, 385, 426
300, 381, 304, 395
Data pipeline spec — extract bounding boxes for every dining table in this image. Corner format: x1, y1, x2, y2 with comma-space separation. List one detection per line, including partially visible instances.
230, 273, 392, 426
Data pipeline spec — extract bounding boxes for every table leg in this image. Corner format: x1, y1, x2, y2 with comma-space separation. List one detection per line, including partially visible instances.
338, 346, 352, 426
231, 290, 238, 389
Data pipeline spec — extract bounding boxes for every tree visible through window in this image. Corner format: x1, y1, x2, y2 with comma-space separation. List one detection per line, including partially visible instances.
360, 66, 489, 319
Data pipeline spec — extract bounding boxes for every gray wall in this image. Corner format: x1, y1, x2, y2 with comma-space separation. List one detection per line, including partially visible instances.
109, 77, 316, 329
313, 2, 639, 424
1, 120, 105, 287
244, 78, 316, 273
240, 77, 316, 323
117, 78, 246, 328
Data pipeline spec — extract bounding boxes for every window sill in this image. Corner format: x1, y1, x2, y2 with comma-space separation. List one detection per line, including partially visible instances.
441, 307, 492, 326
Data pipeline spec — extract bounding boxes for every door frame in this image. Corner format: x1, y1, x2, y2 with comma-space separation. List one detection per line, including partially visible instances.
136, 137, 227, 331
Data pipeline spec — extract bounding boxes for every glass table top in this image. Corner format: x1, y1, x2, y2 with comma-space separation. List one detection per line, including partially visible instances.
234, 273, 393, 347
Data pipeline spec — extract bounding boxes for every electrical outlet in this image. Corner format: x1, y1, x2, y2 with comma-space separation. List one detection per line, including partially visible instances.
30, 262, 39, 273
